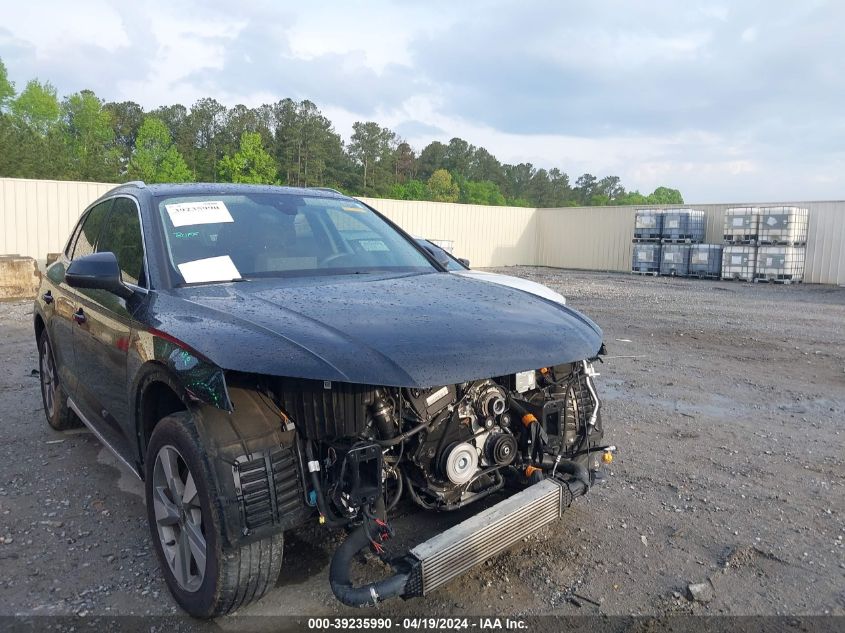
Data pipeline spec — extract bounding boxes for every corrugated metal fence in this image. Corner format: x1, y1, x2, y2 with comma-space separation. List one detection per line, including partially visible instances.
2, 177, 843, 284
357, 197, 538, 269
537, 202, 845, 284
1, 178, 114, 262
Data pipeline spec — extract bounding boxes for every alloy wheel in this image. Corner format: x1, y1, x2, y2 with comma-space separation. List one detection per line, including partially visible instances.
152, 445, 207, 592
40, 339, 57, 419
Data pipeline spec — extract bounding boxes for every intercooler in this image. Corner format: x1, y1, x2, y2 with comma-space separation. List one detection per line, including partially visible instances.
403, 478, 574, 597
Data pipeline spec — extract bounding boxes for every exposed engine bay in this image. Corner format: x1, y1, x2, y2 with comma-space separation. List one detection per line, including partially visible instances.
255, 356, 613, 607
272, 361, 605, 516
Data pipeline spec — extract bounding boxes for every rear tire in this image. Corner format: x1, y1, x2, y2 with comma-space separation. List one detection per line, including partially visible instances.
38, 330, 81, 431
145, 412, 284, 617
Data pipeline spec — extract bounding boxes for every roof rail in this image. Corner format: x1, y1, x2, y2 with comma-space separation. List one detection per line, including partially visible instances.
121, 180, 147, 189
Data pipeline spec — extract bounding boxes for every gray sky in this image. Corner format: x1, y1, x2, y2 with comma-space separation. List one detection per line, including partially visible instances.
1, 0, 842, 201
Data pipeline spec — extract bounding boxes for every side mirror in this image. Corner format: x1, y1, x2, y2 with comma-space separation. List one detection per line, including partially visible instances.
66, 252, 133, 300
457, 258, 470, 268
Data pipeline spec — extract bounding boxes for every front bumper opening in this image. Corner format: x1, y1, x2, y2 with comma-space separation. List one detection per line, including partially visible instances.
329, 476, 584, 607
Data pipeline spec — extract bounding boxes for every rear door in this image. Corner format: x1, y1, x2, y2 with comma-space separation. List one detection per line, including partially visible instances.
71, 196, 148, 461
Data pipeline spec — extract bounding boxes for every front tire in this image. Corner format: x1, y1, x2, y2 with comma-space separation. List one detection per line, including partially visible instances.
38, 330, 81, 431
145, 413, 284, 617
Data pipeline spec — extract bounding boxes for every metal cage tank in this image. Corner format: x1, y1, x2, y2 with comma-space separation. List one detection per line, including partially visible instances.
632, 243, 661, 274
688, 244, 723, 278
721, 245, 757, 281
661, 209, 705, 243
659, 244, 691, 276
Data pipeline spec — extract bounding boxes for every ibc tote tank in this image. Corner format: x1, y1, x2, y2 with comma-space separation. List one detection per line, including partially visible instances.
689, 244, 723, 278
632, 243, 661, 274
755, 246, 805, 283
634, 209, 663, 240
757, 207, 809, 245
661, 209, 705, 242
659, 244, 691, 276
721, 245, 757, 281
723, 208, 760, 244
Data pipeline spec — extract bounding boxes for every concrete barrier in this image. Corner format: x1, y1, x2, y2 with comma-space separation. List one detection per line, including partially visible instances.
0, 255, 41, 300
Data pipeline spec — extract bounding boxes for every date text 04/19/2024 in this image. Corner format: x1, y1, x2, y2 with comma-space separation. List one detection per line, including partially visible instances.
306, 617, 529, 630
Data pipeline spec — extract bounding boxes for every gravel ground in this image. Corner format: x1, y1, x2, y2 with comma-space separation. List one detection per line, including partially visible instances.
1, 268, 843, 625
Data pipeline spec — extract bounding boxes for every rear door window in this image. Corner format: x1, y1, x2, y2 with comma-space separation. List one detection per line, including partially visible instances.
63, 221, 83, 259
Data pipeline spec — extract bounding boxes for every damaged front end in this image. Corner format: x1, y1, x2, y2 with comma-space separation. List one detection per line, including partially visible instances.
199, 352, 613, 607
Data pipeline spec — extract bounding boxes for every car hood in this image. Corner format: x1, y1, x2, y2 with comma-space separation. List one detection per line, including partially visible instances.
151, 272, 602, 388
453, 270, 566, 305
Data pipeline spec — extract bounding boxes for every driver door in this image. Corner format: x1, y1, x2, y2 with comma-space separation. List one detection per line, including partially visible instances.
72, 196, 147, 467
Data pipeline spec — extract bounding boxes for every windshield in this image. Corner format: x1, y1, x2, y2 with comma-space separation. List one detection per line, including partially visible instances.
155, 193, 435, 284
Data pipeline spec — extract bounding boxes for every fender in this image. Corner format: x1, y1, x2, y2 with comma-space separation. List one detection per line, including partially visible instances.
130, 328, 232, 412
132, 361, 312, 549
190, 384, 313, 549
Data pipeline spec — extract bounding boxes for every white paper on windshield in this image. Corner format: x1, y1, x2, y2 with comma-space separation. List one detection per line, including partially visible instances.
178, 256, 242, 283
359, 240, 389, 252
165, 200, 233, 227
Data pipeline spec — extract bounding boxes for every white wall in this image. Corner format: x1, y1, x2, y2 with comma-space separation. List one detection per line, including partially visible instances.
0, 178, 114, 261
2, 177, 843, 284
537, 202, 845, 284
359, 197, 538, 268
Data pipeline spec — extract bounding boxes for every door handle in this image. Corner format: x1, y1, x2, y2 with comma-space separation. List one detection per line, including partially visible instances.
72, 308, 86, 325
42, 291, 54, 304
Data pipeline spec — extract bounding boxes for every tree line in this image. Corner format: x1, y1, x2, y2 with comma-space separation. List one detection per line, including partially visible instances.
0, 58, 684, 207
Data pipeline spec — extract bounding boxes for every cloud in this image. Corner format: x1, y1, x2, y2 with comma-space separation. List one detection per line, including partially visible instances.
190, 19, 424, 114
741, 26, 758, 42
393, 120, 446, 143
6, 0, 128, 56
408, 1, 845, 140
116, 6, 248, 108
0, 0, 843, 201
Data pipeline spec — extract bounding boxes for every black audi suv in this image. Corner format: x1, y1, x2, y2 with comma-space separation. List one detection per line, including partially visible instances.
34, 182, 611, 616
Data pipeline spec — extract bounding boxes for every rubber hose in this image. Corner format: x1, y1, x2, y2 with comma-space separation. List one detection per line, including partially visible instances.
385, 470, 404, 512
402, 471, 437, 510
540, 456, 590, 495
329, 525, 409, 607
566, 477, 588, 498
372, 418, 431, 447
370, 390, 397, 440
